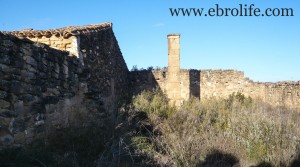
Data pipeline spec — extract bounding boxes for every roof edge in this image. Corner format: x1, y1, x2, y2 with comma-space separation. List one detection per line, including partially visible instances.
1, 22, 113, 39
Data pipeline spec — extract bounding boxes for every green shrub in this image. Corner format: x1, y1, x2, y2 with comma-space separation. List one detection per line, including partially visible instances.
131, 136, 152, 151
133, 88, 176, 119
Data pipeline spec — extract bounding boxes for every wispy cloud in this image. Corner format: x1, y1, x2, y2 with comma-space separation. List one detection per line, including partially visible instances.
153, 23, 165, 27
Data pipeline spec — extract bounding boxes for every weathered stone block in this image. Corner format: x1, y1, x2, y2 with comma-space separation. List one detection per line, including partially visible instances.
0, 116, 10, 126
0, 91, 7, 99
24, 55, 37, 67
13, 132, 26, 144
13, 101, 23, 114
44, 96, 60, 104
26, 64, 37, 73
0, 99, 10, 109
34, 120, 45, 127
0, 109, 17, 117
0, 54, 10, 65
2, 40, 14, 47
19, 94, 36, 103
21, 70, 36, 81
0, 63, 9, 73
20, 47, 32, 56
2, 74, 21, 81
10, 80, 23, 94
0, 128, 14, 146
13, 60, 25, 69
13, 117, 26, 132
0, 65, 21, 76
31, 102, 45, 114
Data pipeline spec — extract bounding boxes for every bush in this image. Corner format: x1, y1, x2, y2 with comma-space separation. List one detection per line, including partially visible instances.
131, 90, 300, 167
1, 90, 299, 167
131, 65, 138, 71
133, 88, 176, 119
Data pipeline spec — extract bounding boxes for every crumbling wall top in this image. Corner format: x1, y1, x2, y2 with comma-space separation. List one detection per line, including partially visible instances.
1, 22, 112, 39
168, 33, 180, 37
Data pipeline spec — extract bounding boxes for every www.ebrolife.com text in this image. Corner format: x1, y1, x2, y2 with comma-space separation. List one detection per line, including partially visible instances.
170, 4, 294, 17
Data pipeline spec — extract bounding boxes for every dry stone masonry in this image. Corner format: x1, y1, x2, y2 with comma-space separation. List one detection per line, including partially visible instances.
0, 23, 128, 146
0, 23, 299, 147
167, 34, 181, 106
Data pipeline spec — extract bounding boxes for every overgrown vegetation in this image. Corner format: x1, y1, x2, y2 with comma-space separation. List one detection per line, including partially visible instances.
130, 89, 300, 166
1, 89, 300, 166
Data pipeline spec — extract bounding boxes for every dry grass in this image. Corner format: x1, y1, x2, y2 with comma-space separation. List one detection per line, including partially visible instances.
131, 90, 300, 167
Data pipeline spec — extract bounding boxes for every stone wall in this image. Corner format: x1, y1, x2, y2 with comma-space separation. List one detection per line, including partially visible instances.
200, 69, 300, 110
0, 32, 81, 144
264, 82, 300, 109
200, 70, 264, 98
0, 23, 129, 146
130, 69, 196, 104
130, 69, 300, 110
129, 70, 159, 94
78, 25, 129, 114
26, 36, 78, 57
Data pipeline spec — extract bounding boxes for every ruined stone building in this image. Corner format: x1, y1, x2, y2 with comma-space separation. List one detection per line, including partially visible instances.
0, 22, 299, 146
0, 23, 128, 145
131, 34, 300, 109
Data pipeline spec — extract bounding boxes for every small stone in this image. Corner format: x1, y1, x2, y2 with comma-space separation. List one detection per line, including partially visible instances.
0, 131, 14, 146
13, 132, 26, 144
0, 99, 10, 109
34, 120, 45, 126
44, 96, 59, 104
0, 80, 10, 91
0, 91, 7, 99
10, 80, 22, 94
2, 40, 14, 47
13, 101, 23, 114
19, 94, 35, 103
0, 54, 10, 65
0, 63, 9, 72
24, 55, 37, 67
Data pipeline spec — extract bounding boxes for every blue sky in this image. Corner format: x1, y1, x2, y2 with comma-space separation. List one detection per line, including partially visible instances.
1, 0, 299, 82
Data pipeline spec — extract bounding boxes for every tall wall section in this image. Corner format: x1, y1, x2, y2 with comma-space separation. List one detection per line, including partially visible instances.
130, 69, 194, 103
200, 69, 300, 110
200, 70, 262, 99
0, 32, 81, 144
0, 23, 129, 146
77, 24, 129, 113
130, 68, 300, 110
